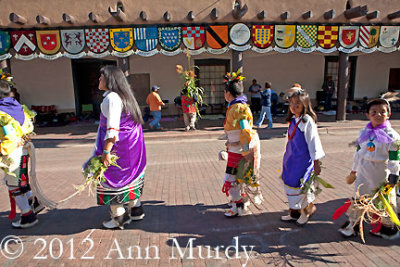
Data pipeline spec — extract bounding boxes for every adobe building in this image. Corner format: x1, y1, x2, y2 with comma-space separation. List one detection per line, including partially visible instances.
0, 0, 399, 120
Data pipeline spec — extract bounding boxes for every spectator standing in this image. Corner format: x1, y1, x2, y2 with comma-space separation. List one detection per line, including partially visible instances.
146, 85, 165, 130
248, 79, 262, 114
255, 82, 273, 128
322, 76, 335, 111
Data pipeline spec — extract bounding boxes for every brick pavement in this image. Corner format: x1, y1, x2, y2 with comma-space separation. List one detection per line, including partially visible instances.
0, 116, 399, 266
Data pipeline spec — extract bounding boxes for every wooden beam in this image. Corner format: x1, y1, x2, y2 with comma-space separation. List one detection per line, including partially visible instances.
163, 11, 171, 21
108, 5, 126, 22
302, 11, 313, 19
257, 10, 266, 20
88, 12, 99, 23
140, 11, 147, 21
366, 11, 379, 20
9, 13, 27, 24
187, 11, 195, 21
118, 58, 130, 78
232, 4, 248, 19
388, 10, 400, 20
324, 9, 336, 20
344, 5, 368, 19
280, 11, 290, 20
62, 13, 76, 24
210, 8, 218, 20
36, 15, 50, 25
336, 52, 349, 121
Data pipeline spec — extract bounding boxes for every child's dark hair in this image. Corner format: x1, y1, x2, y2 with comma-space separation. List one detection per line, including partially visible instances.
265, 81, 272, 88
286, 90, 317, 123
366, 98, 391, 114
0, 80, 11, 99
224, 78, 244, 98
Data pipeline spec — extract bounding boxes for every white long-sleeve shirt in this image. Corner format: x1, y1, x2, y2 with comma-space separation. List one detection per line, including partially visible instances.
101, 91, 123, 141
294, 114, 325, 161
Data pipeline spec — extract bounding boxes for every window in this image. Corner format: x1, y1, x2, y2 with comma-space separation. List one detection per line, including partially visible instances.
195, 59, 230, 105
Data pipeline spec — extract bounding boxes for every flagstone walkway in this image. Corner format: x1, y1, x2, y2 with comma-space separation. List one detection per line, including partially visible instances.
0, 117, 399, 266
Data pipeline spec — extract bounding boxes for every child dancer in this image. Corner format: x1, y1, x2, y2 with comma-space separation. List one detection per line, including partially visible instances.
0, 77, 42, 228
338, 97, 399, 239
280, 85, 325, 225
221, 72, 260, 217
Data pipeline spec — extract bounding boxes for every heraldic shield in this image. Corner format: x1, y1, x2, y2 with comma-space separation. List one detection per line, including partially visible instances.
229, 23, 251, 46
339, 26, 359, 49
296, 25, 317, 48
379, 26, 400, 48
134, 27, 158, 52
182, 26, 205, 50
110, 28, 134, 52
0, 31, 11, 55
85, 28, 109, 54
10, 31, 37, 56
36, 30, 61, 55
359, 26, 380, 49
206, 25, 228, 49
158, 27, 182, 51
61, 29, 85, 54
274, 25, 296, 48
317, 26, 339, 49
252, 25, 274, 49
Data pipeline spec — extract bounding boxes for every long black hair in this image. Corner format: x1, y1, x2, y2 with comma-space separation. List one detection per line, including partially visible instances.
100, 65, 144, 124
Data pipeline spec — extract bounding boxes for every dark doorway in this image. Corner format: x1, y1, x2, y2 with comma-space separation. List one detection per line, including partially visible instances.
389, 68, 400, 91
323, 56, 357, 100
71, 59, 117, 118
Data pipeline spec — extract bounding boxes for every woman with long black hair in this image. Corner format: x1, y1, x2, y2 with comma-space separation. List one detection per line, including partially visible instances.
89, 65, 147, 229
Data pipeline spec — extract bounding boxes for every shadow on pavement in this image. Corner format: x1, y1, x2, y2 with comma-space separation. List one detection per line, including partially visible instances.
0, 198, 393, 265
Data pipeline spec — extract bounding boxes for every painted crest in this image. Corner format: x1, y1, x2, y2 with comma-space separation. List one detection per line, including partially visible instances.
61, 29, 85, 54
134, 27, 158, 52
0, 31, 11, 55
339, 26, 359, 49
85, 28, 109, 54
296, 25, 317, 48
379, 26, 400, 48
251, 25, 274, 49
158, 27, 181, 51
359, 26, 380, 48
36, 30, 61, 55
206, 25, 228, 49
274, 25, 296, 48
10, 30, 37, 56
317, 26, 339, 49
182, 27, 205, 50
110, 28, 134, 52
229, 23, 250, 46
182, 26, 205, 50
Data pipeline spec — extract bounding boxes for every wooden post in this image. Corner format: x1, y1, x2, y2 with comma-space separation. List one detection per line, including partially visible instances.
336, 52, 349, 121
232, 50, 242, 74
118, 57, 130, 77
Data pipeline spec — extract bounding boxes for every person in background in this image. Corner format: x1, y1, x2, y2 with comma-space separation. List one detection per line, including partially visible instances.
322, 76, 335, 111
146, 85, 165, 130
181, 88, 198, 131
248, 79, 262, 114
271, 88, 279, 118
254, 82, 273, 128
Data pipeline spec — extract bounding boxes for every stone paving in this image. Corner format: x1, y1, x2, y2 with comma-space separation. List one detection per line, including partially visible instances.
0, 116, 399, 266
